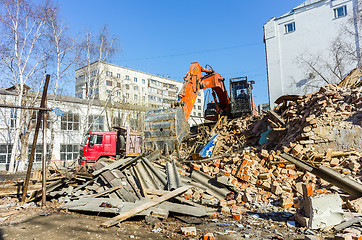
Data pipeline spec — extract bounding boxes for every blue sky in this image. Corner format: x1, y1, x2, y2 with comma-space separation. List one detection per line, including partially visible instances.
59, 0, 303, 105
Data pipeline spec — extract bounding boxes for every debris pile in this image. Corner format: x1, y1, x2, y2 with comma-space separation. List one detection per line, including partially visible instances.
1, 84, 362, 239
251, 84, 362, 152
175, 84, 362, 235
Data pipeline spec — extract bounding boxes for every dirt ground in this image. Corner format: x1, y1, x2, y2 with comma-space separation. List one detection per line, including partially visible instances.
0, 200, 315, 240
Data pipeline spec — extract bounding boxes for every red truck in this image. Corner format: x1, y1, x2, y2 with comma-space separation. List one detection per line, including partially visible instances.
79, 127, 142, 165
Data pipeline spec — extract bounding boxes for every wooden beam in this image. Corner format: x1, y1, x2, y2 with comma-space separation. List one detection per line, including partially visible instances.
100, 185, 191, 228
22, 75, 50, 202
0, 104, 51, 111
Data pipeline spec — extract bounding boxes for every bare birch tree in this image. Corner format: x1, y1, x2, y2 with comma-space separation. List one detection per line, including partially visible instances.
45, 4, 79, 160
296, 1, 362, 92
78, 26, 118, 138
0, 0, 55, 172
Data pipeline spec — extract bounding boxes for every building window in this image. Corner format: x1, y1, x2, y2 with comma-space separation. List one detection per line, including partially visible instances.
0, 144, 12, 164
117, 73, 121, 79
31, 112, 51, 129
125, 75, 130, 80
142, 79, 145, 84
60, 144, 79, 161
117, 82, 121, 88
10, 109, 17, 128
106, 71, 112, 76
106, 80, 112, 86
125, 93, 129, 99
61, 113, 79, 131
125, 84, 130, 90
91, 70, 98, 76
334, 5, 347, 18
88, 115, 104, 131
198, 113, 201, 117
134, 86, 138, 91
197, 99, 201, 103
285, 22, 295, 33
27, 144, 49, 162
134, 77, 137, 82
142, 96, 145, 101
198, 106, 201, 110
134, 94, 138, 100
106, 90, 111, 95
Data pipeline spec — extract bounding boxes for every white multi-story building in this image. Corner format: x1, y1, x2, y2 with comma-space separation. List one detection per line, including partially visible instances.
0, 63, 206, 170
264, 0, 360, 106
0, 86, 147, 170
74, 61, 205, 124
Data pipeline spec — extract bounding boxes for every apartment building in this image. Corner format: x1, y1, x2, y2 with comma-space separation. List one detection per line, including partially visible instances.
264, 0, 360, 106
0, 86, 146, 171
74, 61, 205, 124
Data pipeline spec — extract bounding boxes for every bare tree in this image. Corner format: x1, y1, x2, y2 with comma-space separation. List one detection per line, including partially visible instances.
296, 3, 362, 93
45, 4, 79, 160
77, 25, 119, 137
0, 0, 56, 172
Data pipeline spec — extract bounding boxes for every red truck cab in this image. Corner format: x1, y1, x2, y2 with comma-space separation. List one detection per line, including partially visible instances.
80, 127, 141, 165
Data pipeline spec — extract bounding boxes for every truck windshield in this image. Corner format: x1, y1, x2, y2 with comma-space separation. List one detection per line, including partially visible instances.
89, 134, 103, 145
83, 134, 90, 146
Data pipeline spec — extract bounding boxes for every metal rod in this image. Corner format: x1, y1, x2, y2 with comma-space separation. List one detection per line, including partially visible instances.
280, 153, 362, 198
0, 104, 51, 111
41, 98, 47, 206
22, 75, 50, 202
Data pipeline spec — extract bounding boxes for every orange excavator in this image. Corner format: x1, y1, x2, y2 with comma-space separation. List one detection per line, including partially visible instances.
175, 62, 231, 120
144, 62, 256, 153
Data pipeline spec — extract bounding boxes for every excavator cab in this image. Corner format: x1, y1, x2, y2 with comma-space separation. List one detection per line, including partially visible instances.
230, 77, 256, 117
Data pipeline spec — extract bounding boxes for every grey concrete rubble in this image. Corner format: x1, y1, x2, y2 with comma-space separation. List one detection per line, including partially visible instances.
307, 193, 344, 229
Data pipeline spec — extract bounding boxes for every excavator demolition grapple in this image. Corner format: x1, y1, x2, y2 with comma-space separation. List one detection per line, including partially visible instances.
144, 62, 256, 154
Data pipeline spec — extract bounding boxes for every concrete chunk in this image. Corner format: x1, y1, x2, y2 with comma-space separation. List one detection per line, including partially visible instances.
306, 193, 344, 229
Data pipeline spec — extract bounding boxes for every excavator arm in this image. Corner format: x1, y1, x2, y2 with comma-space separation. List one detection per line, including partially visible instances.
178, 62, 230, 120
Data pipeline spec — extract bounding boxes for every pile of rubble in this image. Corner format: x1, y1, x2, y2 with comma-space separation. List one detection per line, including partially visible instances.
253, 84, 362, 152
1, 84, 361, 239
175, 84, 362, 237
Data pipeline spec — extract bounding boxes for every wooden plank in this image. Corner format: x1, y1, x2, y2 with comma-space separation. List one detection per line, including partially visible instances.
268, 110, 286, 126
334, 217, 362, 231
100, 185, 191, 228
138, 201, 214, 217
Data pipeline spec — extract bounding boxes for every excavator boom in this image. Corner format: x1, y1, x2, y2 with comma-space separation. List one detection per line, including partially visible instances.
144, 62, 255, 154
179, 62, 230, 120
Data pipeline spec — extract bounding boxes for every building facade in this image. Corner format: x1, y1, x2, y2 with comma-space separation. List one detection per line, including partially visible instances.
0, 63, 206, 170
264, 0, 360, 106
0, 87, 147, 170
74, 61, 205, 123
